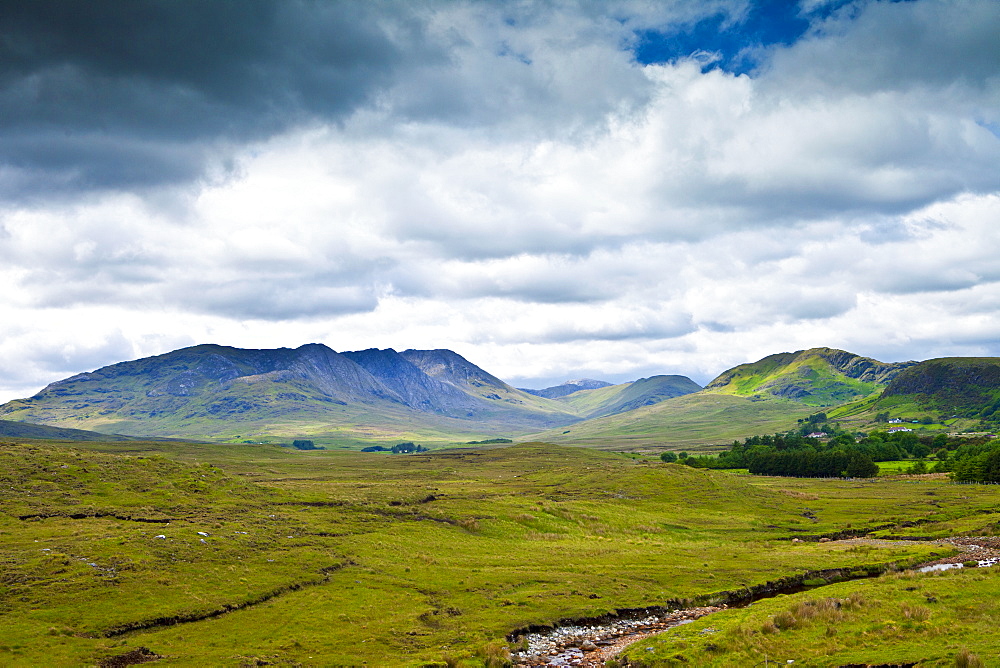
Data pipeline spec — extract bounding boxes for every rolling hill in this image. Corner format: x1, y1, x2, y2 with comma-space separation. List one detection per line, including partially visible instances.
526, 348, 919, 450
0, 418, 156, 442
830, 357, 1000, 430
705, 347, 916, 406
526, 392, 817, 450
547, 375, 703, 418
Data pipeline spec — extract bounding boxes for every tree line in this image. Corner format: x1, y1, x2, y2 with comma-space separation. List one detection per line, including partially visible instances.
661, 422, 1000, 482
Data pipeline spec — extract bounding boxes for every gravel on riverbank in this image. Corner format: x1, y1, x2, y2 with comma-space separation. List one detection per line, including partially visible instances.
513, 536, 1000, 666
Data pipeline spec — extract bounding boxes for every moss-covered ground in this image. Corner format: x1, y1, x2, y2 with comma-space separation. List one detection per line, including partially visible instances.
2, 439, 999, 666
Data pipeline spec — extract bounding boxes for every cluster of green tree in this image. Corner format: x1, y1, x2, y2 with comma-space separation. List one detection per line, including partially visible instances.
658, 431, 999, 479
361, 442, 428, 454
747, 450, 878, 478
795, 412, 836, 435
657, 444, 877, 478
926, 438, 1000, 482
463, 438, 513, 444
290, 439, 323, 450
973, 396, 1000, 423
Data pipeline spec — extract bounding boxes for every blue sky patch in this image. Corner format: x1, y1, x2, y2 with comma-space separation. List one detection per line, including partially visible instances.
632, 0, 854, 75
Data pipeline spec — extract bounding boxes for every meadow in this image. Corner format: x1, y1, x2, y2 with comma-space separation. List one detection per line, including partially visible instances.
2, 439, 999, 666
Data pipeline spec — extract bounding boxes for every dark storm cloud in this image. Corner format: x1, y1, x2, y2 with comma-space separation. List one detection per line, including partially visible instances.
0, 0, 420, 195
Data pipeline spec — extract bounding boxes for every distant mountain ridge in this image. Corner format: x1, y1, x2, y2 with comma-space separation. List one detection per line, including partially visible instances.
522, 379, 614, 400
0, 344, 583, 439
7, 343, 991, 449
0, 344, 698, 442
548, 375, 704, 419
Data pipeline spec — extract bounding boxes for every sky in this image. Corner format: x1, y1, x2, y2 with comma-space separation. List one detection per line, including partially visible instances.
1, 0, 999, 402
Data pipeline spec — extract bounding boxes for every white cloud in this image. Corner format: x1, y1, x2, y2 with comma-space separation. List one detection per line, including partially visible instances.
1, 0, 999, 402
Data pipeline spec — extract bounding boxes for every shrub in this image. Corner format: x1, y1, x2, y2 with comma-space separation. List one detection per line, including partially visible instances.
476, 640, 512, 668
773, 611, 799, 630
842, 594, 866, 611
955, 648, 985, 668
900, 602, 931, 621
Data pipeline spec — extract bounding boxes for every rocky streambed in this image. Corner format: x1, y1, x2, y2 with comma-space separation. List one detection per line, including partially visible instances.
511, 606, 724, 667
510, 536, 1000, 667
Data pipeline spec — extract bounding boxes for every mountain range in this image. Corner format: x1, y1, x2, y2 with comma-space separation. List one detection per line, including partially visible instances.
0, 344, 702, 445
1, 344, 997, 449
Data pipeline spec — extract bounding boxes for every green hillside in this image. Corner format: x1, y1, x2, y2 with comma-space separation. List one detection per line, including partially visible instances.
0, 419, 146, 442
526, 392, 816, 451
524, 349, 916, 451
704, 347, 913, 407
830, 357, 1000, 432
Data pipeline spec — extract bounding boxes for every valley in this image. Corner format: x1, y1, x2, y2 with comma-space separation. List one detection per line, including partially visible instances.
5, 344, 999, 451
3, 438, 1000, 666
3, 345, 1000, 665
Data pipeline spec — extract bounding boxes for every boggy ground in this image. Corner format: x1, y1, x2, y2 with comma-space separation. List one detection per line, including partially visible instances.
1, 439, 998, 666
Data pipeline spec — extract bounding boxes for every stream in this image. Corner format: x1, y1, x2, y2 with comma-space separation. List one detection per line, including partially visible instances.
509, 537, 1000, 667
511, 606, 723, 666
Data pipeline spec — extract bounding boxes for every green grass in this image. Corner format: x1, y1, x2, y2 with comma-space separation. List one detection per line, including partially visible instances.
875, 459, 925, 475
3, 438, 1000, 665
619, 566, 1000, 667
526, 393, 816, 451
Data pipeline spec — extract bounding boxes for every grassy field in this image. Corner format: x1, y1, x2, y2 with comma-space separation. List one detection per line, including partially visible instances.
2, 438, 999, 666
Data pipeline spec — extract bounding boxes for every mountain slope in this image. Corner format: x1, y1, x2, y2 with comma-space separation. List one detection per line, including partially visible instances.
554, 375, 703, 418
0, 419, 155, 442
880, 357, 1000, 411
0, 344, 581, 442
342, 348, 483, 417
704, 347, 916, 406
522, 379, 613, 400
398, 349, 572, 418
525, 349, 913, 450
830, 357, 1000, 428
526, 392, 816, 450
